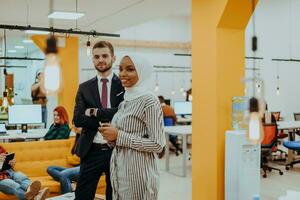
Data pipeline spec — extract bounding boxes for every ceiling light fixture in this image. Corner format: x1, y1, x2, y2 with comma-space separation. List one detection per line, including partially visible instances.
25, 30, 50, 35
15, 45, 24, 49
48, 11, 84, 20
8, 50, 17, 53
22, 39, 33, 43
0, 24, 120, 37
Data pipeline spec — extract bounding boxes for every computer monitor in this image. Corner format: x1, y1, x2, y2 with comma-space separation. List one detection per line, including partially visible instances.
173, 101, 192, 116
0, 123, 6, 134
8, 105, 42, 133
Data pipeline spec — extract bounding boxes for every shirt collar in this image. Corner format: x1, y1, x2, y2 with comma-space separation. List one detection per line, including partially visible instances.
96, 72, 113, 83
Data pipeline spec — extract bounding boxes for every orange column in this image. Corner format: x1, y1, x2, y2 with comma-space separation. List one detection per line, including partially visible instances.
192, 0, 258, 199
31, 35, 79, 121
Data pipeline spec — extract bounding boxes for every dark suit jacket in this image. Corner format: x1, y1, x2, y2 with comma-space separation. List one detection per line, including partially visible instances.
73, 74, 124, 158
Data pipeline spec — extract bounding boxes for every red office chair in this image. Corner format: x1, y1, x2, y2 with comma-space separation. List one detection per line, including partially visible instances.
271, 111, 288, 159
261, 123, 284, 178
271, 111, 281, 121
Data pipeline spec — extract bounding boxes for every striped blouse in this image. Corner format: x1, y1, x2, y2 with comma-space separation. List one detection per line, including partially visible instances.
110, 93, 166, 200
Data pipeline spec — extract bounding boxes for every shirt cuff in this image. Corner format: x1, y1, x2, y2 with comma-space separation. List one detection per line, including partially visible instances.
116, 131, 132, 148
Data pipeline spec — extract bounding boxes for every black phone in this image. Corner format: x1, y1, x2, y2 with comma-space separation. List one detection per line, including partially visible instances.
0, 153, 15, 171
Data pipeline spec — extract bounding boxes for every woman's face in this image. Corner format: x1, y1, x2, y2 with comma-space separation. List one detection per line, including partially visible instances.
53, 111, 60, 124
119, 56, 139, 88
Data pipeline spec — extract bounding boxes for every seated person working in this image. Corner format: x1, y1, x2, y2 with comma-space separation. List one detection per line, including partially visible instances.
47, 127, 81, 194
158, 96, 182, 156
44, 106, 70, 140
0, 145, 49, 200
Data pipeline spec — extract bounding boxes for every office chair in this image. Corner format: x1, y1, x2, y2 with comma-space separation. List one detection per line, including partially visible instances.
271, 111, 281, 121
294, 113, 300, 121
293, 113, 300, 137
262, 113, 287, 160
261, 123, 284, 178
269, 111, 288, 158
283, 140, 300, 170
163, 117, 182, 156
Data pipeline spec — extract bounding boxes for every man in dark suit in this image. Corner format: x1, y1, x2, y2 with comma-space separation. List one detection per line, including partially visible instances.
73, 41, 124, 200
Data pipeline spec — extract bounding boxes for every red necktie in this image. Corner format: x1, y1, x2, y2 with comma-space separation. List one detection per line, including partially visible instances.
101, 78, 108, 108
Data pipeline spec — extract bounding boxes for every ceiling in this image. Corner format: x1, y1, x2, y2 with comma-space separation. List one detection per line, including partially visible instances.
0, 0, 191, 57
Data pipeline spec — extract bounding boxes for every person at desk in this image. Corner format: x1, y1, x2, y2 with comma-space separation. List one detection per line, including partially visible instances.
44, 106, 70, 140
0, 146, 49, 200
158, 95, 182, 156
31, 69, 47, 128
47, 127, 81, 194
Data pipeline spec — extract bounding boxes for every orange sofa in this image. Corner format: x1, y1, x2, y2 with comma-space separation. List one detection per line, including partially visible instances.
0, 139, 106, 199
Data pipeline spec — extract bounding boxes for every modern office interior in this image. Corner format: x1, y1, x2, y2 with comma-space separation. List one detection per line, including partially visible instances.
0, 0, 192, 200
194, 0, 300, 200
1, 0, 300, 200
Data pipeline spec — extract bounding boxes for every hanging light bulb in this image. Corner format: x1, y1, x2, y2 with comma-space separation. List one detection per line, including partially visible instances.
180, 87, 184, 92
248, 97, 263, 144
154, 72, 159, 92
154, 83, 159, 92
182, 91, 186, 97
42, 35, 61, 94
2, 91, 8, 109
256, 83, 261, 93
171, 90, 175, 95
276, 74, 280, 96
86, 40, 91, 57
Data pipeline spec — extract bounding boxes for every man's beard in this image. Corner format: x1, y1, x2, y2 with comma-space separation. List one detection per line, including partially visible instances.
94, 63, 112, 73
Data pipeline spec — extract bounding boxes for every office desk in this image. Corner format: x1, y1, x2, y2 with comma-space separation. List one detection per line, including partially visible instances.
277, 121, 300, 131
0, 129, 48, 142
0, 129, 75, 142
164, 125, 192, 177
177, 117, 192, 124
277, 121, 300, 163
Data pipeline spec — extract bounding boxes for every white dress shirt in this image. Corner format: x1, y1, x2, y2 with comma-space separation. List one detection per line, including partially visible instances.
93, 72, 113, 144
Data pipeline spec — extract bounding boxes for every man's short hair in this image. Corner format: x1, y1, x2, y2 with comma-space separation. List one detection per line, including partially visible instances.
93, 41, 114, 56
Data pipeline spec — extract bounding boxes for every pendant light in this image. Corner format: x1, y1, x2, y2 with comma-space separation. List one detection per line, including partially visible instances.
41, 35, 61, 94
276, 61, 280, 96
154, 72, 159, 92
248, 0, 263, 144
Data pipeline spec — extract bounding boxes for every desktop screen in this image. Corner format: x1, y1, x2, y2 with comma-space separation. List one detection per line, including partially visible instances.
8, 105, 42, 124
173, 101, 192, 115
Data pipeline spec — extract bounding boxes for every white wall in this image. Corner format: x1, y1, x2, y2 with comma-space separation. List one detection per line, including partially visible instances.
245, 0, 300, 120
79, 16, 192, 104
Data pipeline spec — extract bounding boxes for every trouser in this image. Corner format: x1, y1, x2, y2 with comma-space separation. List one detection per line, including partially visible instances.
75, 145, 112, 200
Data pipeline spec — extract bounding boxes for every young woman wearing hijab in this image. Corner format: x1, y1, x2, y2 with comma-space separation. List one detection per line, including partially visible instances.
99, 54, 166, 200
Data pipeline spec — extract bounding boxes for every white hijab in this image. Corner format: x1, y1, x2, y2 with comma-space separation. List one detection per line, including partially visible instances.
122, 54, 153, 101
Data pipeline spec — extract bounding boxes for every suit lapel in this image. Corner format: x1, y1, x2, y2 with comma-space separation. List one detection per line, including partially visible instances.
90, 77, 102, 108
110, 74, 121, 107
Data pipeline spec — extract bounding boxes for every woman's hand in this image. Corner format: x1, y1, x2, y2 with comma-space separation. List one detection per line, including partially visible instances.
0, 154, 5, 162
8, 159, 16, 167
99, 125, 118, 142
